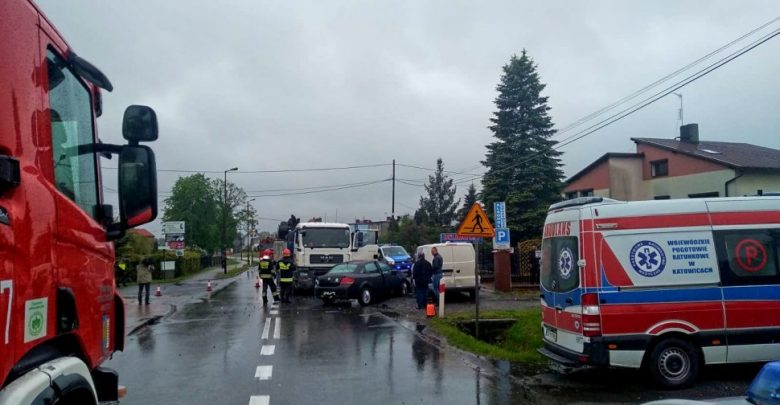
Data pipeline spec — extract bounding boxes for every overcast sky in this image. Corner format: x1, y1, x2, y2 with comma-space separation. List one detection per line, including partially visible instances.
37, 1, 780, 236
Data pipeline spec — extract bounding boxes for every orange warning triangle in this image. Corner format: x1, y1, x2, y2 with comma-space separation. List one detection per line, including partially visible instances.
456, 203, 495, 238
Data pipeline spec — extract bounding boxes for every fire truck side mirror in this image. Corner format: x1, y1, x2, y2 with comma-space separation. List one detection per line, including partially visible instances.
118, 145, 158, 229
122, 105, 158, 143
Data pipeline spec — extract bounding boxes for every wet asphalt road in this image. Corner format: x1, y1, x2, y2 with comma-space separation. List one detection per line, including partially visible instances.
108, 274, 755, 405
107, 277, 532, 405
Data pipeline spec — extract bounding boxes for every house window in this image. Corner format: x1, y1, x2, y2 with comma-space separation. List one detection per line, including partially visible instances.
688, 191, 719, 198
654, 195, 671, 200
650, 159, 669, 177
565, 191, 577, 200
580, 189, 594, 197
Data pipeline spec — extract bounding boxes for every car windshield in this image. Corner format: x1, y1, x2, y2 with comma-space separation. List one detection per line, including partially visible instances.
327, 263, 360, 274
302, 228, 350, 248
382, 246, 408, 257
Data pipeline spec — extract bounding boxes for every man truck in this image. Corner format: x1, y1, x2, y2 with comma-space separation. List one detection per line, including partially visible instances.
277, 221, 380, 290
0, 1, 159, 403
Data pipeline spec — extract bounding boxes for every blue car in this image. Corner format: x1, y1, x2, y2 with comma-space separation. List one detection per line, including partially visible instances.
378, 245, 412, 277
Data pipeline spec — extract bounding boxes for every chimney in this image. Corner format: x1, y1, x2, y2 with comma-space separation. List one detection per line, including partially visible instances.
680, 123, 699, 144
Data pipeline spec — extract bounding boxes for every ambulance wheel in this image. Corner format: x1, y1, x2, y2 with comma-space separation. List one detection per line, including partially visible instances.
358, 287, 373, 306
467, 289, 476, 300
647, 338, 700, 389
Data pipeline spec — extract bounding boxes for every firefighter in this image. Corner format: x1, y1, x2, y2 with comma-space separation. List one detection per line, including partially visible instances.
277, 248, 295, 303
258, 249, 279, 305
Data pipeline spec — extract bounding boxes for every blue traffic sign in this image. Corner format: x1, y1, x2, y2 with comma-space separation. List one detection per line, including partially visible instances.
494, 227, 511, 249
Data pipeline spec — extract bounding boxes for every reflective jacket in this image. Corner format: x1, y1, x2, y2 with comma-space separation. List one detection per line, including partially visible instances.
277, 258, 295, 283
259, 259, 275, 278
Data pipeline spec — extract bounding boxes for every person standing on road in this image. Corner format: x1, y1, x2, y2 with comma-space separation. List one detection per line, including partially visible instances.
136, 257, 152, 305
412, 252, 433, 310
431, 247, 444, 305
277, 248, 296, 303
258, 250, 279, 305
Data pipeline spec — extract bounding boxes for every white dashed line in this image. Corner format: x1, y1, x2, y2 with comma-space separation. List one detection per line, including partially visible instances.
254, 365, 273, 380
249, 395, 270, 405
261, 319, 271, 339
269, 310, 278, 315
273, 317, 281, 339
260, 345, 275, 355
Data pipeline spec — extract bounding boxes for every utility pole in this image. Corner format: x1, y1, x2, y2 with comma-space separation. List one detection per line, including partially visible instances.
222, 167, 238, 274
391, 159, 395, 220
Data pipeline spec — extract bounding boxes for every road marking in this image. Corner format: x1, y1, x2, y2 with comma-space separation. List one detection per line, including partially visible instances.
254, 365, 273, 380
273, 317, 281, 339
269, 310, 278, 315
261, 319, 271, 339
249, 395, 270, 405
271, 301, 279, 307
260, 345, 275, 355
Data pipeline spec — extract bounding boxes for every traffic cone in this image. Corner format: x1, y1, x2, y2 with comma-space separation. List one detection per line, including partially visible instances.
207, 280, 213, 292
155, 285, 162, 297
255, 276, 261, 289
426, 300, 436, 318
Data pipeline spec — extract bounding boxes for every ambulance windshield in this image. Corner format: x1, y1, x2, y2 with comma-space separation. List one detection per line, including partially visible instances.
541, 237, 579, 292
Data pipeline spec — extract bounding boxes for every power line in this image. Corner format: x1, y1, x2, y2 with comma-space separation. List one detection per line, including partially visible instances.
100, 162, 391, 174
453, 27, 780, 185
555, 16, 780, 136
249, 179, 390, 197
246, 179, 389, 193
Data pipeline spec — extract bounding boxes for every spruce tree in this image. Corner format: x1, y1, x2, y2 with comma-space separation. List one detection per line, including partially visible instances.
481, 51, 564, 241
417, 158, 460, 227
456, 183, 478, 223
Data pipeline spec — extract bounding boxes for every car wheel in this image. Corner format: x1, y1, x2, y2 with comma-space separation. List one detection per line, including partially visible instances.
467, 289, 476, 300
647, 338, 700, 389
399, 281, 409, 297
358, 287, 372, 306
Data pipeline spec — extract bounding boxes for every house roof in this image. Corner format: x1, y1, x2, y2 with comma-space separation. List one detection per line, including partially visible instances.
632, 138, 780, 171
129, 228, 155, 238
565, 152, 642, 184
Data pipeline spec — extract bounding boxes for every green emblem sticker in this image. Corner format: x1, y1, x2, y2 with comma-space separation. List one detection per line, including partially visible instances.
24, 298, 48, 343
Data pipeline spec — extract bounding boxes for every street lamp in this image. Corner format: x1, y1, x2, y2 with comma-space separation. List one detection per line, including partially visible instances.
222, 167, 238, 274
246, 198, 256, 264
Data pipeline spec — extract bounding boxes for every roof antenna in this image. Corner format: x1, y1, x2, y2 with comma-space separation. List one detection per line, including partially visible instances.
673, 92, 684, 126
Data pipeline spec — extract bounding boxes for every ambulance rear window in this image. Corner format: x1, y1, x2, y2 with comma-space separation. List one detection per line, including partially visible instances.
541, 237, 579, 292
715, 229, 780, 286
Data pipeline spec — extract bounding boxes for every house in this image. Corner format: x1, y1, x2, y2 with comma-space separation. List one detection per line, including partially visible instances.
127, 228, 156, 251
564, 124, 780, 201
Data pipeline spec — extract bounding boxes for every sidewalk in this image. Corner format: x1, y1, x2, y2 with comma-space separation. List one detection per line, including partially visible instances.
120, 262, 252, 336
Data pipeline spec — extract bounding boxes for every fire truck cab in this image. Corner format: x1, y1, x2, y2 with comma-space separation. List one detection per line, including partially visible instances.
540, 196, 780, 388
0, 1, 158, 403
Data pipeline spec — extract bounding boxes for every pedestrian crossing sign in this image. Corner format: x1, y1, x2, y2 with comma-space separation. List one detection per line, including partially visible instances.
456, 203, 495, 238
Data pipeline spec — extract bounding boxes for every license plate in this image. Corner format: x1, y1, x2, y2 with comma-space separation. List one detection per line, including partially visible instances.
544, 326, 557, 342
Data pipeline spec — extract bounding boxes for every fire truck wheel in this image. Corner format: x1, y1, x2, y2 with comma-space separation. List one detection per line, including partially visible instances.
647, 338, 700, 389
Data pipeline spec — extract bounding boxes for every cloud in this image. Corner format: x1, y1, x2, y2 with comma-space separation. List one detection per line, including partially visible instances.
37, 0, 780, 235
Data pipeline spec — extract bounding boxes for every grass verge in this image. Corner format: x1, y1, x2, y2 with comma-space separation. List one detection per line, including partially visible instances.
429, 309, 544, 364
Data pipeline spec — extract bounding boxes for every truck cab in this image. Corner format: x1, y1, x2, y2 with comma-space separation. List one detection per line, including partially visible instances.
292, 223, 352, 290
0, 1, 158, 402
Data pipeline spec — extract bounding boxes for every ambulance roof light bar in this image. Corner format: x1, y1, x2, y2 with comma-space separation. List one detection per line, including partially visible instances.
549, 197, 621, 211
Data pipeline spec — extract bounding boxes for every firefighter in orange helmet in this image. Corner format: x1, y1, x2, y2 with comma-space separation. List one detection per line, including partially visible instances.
258, 249, 279, 305
277, 248, 296, 303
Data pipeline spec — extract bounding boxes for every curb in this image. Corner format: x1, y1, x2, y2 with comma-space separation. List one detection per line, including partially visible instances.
126, 303, 176, 336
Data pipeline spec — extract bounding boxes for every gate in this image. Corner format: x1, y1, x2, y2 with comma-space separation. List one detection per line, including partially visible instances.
517, 239, 541, 285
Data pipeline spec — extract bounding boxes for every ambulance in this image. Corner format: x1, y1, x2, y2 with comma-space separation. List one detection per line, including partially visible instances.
539, 196, 780, 388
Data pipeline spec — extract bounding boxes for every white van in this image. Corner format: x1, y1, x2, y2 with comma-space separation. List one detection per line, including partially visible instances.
416, 242, 478, 297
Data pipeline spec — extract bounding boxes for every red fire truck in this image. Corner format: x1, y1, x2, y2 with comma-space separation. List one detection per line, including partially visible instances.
0, 1, 158, 403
